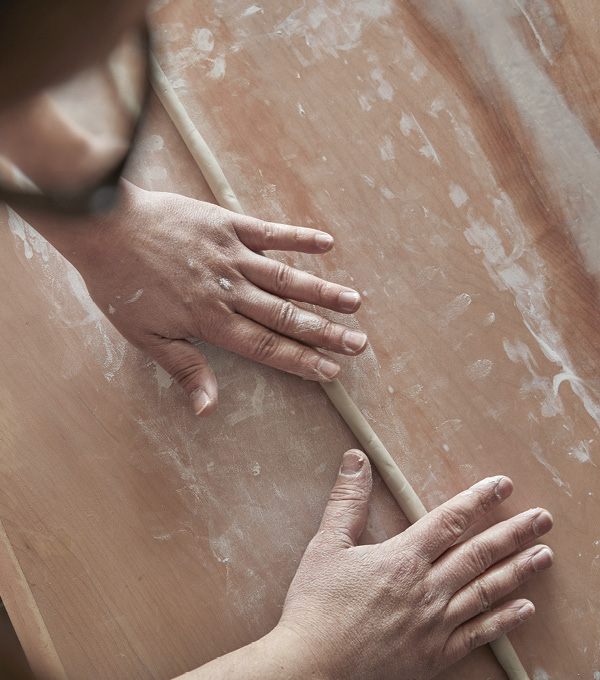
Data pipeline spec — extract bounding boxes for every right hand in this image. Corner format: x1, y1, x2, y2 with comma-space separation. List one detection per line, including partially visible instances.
277, 450, 553, 680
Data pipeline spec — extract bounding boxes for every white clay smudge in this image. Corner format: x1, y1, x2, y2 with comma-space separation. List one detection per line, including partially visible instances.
8, 207, 127, 382
438, 292, 472, 327
410, 62, 428, 82
464, 191, 600, 430
242, 5, 263, 18
425, 0, 600, 277
449, 183, 469, 208
514, 0, 554, 64
193, 27, 215, 53
503, 337, 563, 418
154, 363, 174, 390
568, 441, 595, 465
380, 135, 395, 161
531, 441, 572, 496
8, 207, 50, 262
274, 1, 393, 66
466, 359, 493, 381
370, 68, 394, 101
399, 112, 441, 166
362, 174, 375, 187
125, 289, 144, 304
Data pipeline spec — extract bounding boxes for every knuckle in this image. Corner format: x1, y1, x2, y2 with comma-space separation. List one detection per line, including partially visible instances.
466, 626, 487, 651
414, 577, 441, 609
486, 621, 504, 643
319, 318, 339, 346
513, 516, 535, 544
325, 526, 355, 546
274, 262, 293, 290
390, 549, 423, 583
276, 300, 298, 333
472, 578, 494, 612
438, 506, 471, 540
252, 331, 281, 362
261, 221, 276, 245
293, 345, 323, 377
208, 308, 234, 338
474, 486, 498, 513
466, 538, 494, 575
313, 277, 331, 303
329, 483, 365, 505
169, 361, 202, 391
510, 557, 530, 587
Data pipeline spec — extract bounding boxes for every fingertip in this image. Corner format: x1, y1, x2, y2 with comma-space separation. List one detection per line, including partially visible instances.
191, 388, 217, 417
470, 475, 513, 500
316, 357, 341, 381
315, 233, 334, 251
339, 449, 367, 477
533, 509, 554, 536
338, 290, 361, 313
517, 600, 535, 621
531, 546, 554, 571
494, 476, 513, 500
343, 329, 368, 354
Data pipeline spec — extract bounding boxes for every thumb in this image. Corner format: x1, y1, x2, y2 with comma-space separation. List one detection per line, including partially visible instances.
148, 337, 218, 417
318, 450, 372, 548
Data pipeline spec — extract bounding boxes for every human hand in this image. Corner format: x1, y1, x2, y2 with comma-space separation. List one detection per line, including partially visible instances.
50, 181, 367, 415
277, 451, 553, 680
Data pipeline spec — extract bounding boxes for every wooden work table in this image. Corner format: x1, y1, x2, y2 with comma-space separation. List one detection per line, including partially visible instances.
1, 1, 599, 678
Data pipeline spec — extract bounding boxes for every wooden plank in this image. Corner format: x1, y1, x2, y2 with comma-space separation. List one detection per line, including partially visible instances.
0, 520, 66, 680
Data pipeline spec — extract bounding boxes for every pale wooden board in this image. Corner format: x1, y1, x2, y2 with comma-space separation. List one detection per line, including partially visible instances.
1, 1, 599, 678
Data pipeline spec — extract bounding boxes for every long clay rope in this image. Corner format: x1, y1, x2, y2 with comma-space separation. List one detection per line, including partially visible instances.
149, 52, 530, 680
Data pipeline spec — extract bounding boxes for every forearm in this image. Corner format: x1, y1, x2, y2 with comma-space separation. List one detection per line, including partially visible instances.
173, 627, 325, 680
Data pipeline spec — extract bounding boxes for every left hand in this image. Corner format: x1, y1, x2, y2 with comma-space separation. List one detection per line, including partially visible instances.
276, 451, 554, 680
44, 181, 367, 415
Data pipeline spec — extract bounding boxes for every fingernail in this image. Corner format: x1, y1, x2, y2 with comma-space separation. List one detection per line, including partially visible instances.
191, 388, 210, 416
518, 602, 535, 620
494, 477, 513, 500
472, 476, 510, 498
338, 291, 360, 311
340, 450, 365, 476
315, 234, 334, 250
532, 547, 554, 572
318, 358, 340, 380
533, 510, 553, 536
343, 330, 367, 352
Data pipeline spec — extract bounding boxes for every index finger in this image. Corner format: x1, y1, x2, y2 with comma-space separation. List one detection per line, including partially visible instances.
396, 475, 514, 563
234, 216, 335, 254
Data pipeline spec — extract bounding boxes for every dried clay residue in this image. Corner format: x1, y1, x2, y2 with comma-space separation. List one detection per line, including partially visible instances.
7, 207, 127, 383
275, 0, 393, 66
463, 192, 600, 431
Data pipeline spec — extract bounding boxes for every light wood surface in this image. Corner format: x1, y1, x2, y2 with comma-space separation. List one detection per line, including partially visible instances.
1, 1, 599, 679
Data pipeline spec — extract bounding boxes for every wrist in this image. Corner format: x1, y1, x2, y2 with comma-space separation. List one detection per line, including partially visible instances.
261, 624, 329, 680
180, 624, 329, 680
